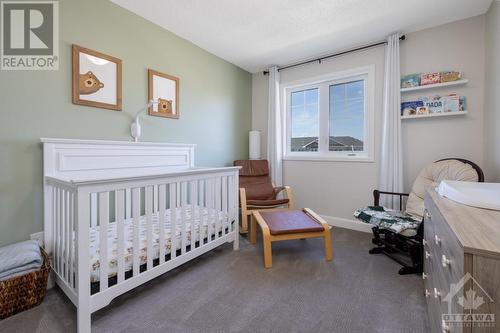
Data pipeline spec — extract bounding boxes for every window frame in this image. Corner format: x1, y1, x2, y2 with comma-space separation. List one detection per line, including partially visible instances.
282, 65, 375, 162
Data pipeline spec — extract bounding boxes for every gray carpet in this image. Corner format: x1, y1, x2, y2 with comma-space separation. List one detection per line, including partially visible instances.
0, 227, 429, 332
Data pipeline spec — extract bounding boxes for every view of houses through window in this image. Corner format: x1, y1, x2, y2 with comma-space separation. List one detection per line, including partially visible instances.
290, 79, 365, 154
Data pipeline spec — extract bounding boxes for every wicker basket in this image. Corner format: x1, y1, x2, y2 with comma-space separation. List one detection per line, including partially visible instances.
0, 248, 50, 319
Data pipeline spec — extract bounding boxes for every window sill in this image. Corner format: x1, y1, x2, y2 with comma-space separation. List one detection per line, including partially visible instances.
283, 155, 374, 163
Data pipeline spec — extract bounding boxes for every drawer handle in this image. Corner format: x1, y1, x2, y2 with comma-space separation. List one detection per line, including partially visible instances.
423, 239, 427, 246
434, 287, 442, 299
424, 209, 431, 219
442, 255, 451, 268
435, 235, 441, 245
425, 251, 431, 259
422, 272, 428, 280
425, 289, 431, 298
442, 320, 450, 332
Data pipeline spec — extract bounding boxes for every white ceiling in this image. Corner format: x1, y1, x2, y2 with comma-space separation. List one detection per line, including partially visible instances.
111, 0, 492, 73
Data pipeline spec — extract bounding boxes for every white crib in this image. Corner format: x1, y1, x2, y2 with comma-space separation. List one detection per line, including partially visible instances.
41, 138, 240, 332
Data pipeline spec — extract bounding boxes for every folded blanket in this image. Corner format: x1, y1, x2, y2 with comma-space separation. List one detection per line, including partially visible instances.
0, 240, 42, 281
354, 206, 421, 237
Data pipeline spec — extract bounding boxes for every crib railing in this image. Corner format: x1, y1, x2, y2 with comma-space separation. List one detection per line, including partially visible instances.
45, 169, 239, 307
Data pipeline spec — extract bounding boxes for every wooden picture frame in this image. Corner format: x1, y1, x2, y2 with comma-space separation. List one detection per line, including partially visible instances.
148, 69, 180, 119
72, 44, 122, 111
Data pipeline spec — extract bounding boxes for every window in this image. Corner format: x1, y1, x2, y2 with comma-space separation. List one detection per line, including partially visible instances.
284, 66, 374, 161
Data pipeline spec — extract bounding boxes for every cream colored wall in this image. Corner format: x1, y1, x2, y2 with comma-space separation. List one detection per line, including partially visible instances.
485, 1, 500, 182
252, 16, 486, 227
400, 16, 485, 189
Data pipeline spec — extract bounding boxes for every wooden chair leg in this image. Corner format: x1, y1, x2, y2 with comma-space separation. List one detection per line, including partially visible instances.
323, 229, 333, 261
240, 212, 248, 234
263, 235, 273, 268
250, 214, 257, 244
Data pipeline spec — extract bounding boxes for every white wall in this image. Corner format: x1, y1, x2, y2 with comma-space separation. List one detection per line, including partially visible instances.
484, 1, 500, 182
252, 15, 486, 228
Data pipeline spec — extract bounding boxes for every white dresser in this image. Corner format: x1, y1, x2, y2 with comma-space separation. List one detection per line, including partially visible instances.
423, 190, 500, 333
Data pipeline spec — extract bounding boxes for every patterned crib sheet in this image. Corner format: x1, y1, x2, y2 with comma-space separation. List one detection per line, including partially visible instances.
353, 206, 421, 237
88, 205, 231, 282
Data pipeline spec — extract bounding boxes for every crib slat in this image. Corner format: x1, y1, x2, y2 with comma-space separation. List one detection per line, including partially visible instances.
222, 176, 228, 235
197, 180, 204, 246
215, 177, 221, 238
176, 181, 181, 207
64, 190, 70, 282
54, 188, 58, 274
232, 175, 239, 235
91, 193, 98, 228
169, 183, 177, 260
60, 189, 65, 278
205, 179, 212, 243
52, 187, 57, 272
181, 182, 187, 255
228, 175, 233, 233
145, 186, 153, 270
158, 184, 166, 264
69, 191, 75, 289
116, 189, 125, 284
153, 185, 159, 213
99, 192, 109, 291
125, 188, 131, 219
58, 188, 63, 273
132, 188, 141, 276
190, 181, 197, 250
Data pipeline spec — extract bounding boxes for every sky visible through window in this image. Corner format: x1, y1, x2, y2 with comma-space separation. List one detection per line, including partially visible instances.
290, 80, 364, 141
291, 88, 319, 138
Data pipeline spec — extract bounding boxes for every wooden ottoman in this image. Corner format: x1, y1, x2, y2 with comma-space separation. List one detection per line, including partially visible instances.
251, 208, 333, 268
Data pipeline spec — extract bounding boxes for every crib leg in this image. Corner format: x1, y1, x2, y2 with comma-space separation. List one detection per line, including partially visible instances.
77, 306, 91, 333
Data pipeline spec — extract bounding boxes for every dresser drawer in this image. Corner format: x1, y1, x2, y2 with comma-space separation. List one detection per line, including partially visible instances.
426, 195, 464, 286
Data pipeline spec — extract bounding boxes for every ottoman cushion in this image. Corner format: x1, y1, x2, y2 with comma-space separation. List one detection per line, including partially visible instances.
259, 210, 324, 235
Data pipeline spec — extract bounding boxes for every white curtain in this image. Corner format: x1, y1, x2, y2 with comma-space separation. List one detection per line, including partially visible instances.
266, 66, 283, 186
379, 33, 403, 208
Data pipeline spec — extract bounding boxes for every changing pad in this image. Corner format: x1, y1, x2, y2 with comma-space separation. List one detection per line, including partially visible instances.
437, 180, 500, 211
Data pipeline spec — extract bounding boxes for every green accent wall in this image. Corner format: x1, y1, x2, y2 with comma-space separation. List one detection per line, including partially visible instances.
0, 0, 252, 246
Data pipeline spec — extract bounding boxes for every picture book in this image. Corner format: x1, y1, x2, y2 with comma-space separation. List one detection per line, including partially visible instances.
401, 101, 423, 116
401, 74, 420, 88
442, 94, 460, 113
421, 72, 441, 86
441, 71, 462, 82
420, 96, 443, 113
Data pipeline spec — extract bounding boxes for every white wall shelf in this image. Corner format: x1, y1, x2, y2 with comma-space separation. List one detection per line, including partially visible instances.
401, 111, 468, 120
401, 79, 468, 93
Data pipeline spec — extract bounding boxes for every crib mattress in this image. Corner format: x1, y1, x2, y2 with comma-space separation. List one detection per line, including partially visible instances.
89, 205, 231, 282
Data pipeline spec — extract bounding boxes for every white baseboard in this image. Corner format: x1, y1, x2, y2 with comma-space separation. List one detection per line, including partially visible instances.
320, 214, 372, 233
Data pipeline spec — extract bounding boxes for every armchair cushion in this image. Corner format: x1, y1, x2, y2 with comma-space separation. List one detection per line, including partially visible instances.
246, 198, 290, 208
234, 160, 269, 177
240, 176, 276, 200
354, 206, 421, 237
405, 159, 479, 218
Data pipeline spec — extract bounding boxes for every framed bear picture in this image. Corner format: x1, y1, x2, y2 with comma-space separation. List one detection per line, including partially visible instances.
72, 45, 122, 111
148, 69, 179, 119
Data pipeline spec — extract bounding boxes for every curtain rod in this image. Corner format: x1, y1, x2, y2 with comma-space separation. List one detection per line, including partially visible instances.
263, 35, 405, 75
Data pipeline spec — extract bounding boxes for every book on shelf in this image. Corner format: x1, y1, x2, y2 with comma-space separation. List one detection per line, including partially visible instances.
401, 94, 466, 117
420, 72, 441, 86
401, 101, 423, 116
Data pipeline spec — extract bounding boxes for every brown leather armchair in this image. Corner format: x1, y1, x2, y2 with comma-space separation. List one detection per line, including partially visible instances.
234, 160, 294, 234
